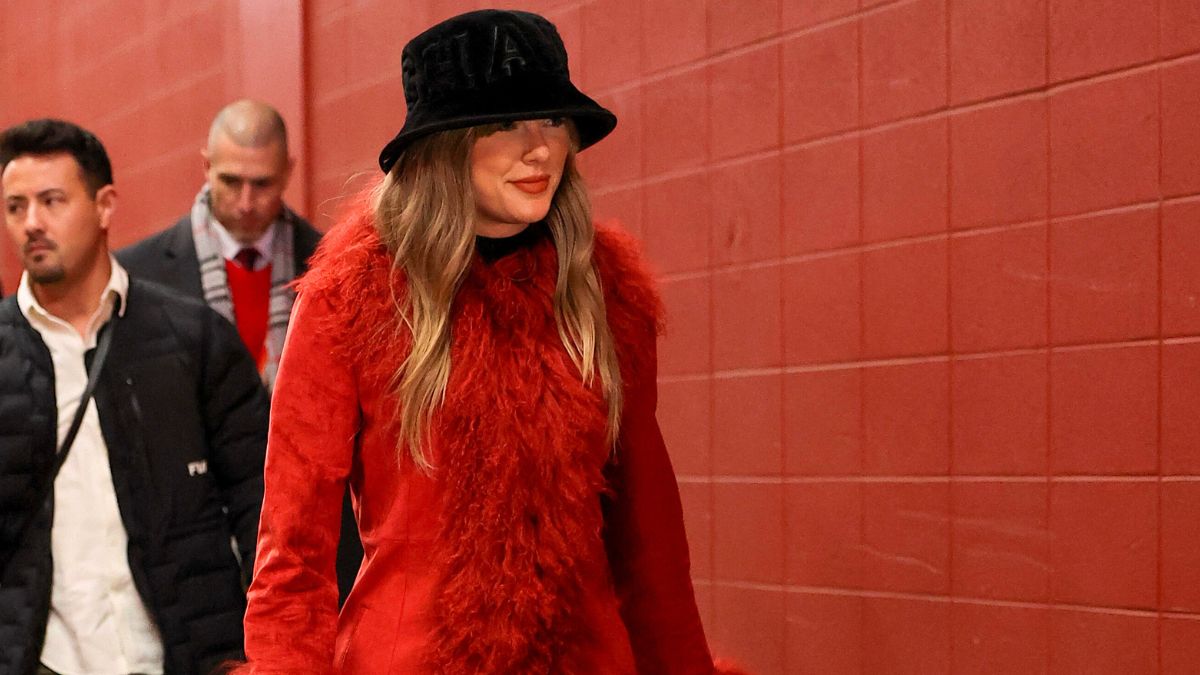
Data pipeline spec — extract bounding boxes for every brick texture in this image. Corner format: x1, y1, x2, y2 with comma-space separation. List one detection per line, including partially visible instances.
0, 1, 256, 279
3, 2, 1195, 673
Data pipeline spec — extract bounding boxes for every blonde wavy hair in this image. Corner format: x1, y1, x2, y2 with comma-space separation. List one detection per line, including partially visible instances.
371, 123, 622, 472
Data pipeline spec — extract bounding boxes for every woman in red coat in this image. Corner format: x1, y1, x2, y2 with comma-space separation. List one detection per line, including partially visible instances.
239, 9, 728, 674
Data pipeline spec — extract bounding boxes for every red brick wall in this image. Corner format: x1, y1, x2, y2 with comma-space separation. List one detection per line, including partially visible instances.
5, 1, 1200, 673
540, 1, 1198, 672
0, 0, 305, 292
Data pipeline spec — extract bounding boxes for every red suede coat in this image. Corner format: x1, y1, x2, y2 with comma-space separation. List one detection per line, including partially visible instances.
240, 207, 716, 673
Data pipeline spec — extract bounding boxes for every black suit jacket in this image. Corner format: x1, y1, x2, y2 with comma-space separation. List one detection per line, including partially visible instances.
116, 213, 323, 296
117, 211, 364, 605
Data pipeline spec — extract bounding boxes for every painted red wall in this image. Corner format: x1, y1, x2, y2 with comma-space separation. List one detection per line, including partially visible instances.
4, 1, 1200, 673
0, 0, 306, 292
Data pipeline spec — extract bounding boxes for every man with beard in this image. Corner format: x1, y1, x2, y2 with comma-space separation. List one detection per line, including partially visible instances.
0, 118, 268, 674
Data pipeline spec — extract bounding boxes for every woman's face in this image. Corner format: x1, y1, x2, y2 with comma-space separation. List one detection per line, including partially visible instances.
469, 118, 571, 237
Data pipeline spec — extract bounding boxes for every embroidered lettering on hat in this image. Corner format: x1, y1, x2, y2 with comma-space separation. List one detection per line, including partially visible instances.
419, 31, 476, 96
412, 21, 545, 103
187, 460, 208, 476
488, 25, 528, 79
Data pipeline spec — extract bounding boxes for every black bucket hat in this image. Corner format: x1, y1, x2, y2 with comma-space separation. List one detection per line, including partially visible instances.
377, 9, 617, 173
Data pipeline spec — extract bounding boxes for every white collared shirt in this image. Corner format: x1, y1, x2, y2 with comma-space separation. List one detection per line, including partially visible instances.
210, 216, 275, 270
18, 258, 165, 675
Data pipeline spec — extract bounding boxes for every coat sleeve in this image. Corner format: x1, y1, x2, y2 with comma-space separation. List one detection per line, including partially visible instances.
199, 305, 270, 579
241, 291, 360, 673
603, 335, 715, 674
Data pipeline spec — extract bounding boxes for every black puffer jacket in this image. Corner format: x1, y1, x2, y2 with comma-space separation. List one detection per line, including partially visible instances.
0, 279, 269, 675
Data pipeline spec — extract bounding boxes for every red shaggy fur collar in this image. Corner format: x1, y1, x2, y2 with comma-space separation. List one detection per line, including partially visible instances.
295, 205, 661, 394
296, 203, 662, 673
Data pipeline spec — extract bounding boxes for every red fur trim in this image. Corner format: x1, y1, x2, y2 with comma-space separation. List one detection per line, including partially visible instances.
592, 219, 664, 335
592, 219, 664, 389
296, 206, 665, 672
425, 237, 609, 671
295, 202, 412, 396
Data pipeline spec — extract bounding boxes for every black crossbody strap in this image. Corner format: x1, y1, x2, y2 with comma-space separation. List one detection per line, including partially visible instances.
0, 306, 118, 577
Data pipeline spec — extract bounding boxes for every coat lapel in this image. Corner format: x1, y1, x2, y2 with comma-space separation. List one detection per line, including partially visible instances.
163, 218, 205, 298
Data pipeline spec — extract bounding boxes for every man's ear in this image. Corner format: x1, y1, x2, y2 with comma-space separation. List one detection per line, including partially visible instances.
200, 147, 212, 173
95, 184, 117, 232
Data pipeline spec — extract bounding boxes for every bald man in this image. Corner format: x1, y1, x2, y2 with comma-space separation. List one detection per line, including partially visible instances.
119, 101, 362, 604
120, 100, 320, 388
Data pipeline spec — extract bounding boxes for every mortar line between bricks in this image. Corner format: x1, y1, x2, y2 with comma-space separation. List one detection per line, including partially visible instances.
1048, 338, 1161, 353
697, 581, 1200, 620
1163, 192, 1200, 206
599, 182, 1198, 237
706, 336, 1194, 376
597, 52, 1200, 172
1048, 48, 1200, 95
657, 269, 712, 283
637, 197, 1189, 284
92, 65, 225, 128
657, 340, 1200, 380
312, 68, 406, 107
591, 53, 1199, 194
121, 145, 206, 178
709, 368, 789, 380
657, 373, 711, 385
545, 0, 591, 15
783, 475, 1045, 484
779, 475, 1200, 483
71, 0, 223, 82
146, 0, 223, 33
686, 475, 1175, 484
702, 476, 788, 484
600, 147, 788, 185
791, 356, 952, 373
687, 257, 788, 279
587, 0, 912, 96
1049, 198, 1163, 224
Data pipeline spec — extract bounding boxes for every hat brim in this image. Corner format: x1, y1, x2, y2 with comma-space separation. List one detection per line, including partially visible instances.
378, 84, 616, 173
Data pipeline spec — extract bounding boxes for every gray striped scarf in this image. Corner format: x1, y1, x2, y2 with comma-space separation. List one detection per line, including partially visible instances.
190, 185, 297, 394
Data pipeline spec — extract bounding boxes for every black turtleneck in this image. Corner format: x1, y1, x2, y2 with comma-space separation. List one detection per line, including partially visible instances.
474, 223, 547, 262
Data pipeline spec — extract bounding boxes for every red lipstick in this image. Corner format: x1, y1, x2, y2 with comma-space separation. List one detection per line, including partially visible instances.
512, 174, 551, 194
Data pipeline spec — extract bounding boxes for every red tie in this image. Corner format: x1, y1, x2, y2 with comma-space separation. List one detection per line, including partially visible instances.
235, 248, 261, 270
